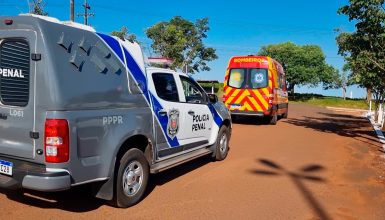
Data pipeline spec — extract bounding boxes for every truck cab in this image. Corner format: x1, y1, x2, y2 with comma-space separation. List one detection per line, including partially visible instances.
0, 14, 231, 207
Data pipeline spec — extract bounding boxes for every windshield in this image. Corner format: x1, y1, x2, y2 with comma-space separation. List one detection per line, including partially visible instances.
228, 68, 268, 89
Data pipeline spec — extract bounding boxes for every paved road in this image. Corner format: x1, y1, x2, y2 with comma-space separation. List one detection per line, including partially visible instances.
1, 103, 385, 220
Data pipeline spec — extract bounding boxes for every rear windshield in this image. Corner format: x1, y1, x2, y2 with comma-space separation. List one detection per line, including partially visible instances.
0, 39, 30, 107
228, 68, 268, 89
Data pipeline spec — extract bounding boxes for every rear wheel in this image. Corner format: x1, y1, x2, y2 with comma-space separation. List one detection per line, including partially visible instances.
282, 109, 288, 119
112, 148, 149, 208
268, 113, 277, 125
214, 125, 230, 161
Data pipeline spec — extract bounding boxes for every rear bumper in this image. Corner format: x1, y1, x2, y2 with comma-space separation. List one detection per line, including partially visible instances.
230, 109, 271, 117
0, 156, 71, 192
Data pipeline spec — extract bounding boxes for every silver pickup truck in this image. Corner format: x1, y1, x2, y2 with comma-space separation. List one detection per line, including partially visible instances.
0, 14, 231, 207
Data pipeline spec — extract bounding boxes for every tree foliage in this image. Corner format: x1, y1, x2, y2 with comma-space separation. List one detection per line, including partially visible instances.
257, 42, 340, 94
30, 0, 48, 16
145, 16, 218, 73
111, 26, 137, 43
336, 0, 385, 117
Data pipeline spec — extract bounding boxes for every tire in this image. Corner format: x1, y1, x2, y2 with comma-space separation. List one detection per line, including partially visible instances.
214, 125, 230, 161
282, 109, 288, 119
112, 148, 149, 208
269, 113, 277, 125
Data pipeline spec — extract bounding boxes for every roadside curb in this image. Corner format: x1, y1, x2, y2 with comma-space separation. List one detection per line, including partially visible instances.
365, 113, 385, 148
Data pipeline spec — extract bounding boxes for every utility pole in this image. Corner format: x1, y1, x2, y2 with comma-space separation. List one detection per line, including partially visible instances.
77, 0, 94, 25
70, 0, 74, 22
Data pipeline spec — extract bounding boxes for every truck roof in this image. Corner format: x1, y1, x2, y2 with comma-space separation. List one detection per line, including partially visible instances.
146, 67, 190, 78
19, 13, 96, 32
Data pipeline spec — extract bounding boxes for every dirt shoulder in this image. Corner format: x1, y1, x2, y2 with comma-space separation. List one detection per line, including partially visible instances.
0, 103, 385, 219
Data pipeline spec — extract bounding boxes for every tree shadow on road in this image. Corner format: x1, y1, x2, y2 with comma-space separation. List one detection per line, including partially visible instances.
283, 112, 380, 148
250, 158, 330, 220
0, 184, 104, 212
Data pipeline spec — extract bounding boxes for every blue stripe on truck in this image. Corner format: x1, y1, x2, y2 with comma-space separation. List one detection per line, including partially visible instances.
208, 104, 223, 127
96, 32, 179, 148
150, 93, 180, 147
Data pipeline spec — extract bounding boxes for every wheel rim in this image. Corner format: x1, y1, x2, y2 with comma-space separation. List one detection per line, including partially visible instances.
219, 132, 228, 155
122, 161, 144, 196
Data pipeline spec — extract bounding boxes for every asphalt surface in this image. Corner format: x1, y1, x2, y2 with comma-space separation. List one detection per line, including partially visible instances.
1, 103, 385, 220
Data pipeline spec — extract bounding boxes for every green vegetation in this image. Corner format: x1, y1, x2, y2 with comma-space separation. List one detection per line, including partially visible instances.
257, 42, 340, 94
336, 0, 385, 119
290, 93, 368, 109
146, 16, 217, 74
198, 81, 367, 110
111, 26, 137, 43
30, 0, 48, 16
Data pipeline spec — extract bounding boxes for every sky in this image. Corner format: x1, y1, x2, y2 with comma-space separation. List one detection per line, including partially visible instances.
0, 0, 366, 98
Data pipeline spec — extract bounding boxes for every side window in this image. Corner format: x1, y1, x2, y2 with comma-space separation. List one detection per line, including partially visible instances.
152, 73, 179, 102
278, 73, 287, 91
180, 76, 206, 104
281, 74, 287, 91
228, 68, 245, 88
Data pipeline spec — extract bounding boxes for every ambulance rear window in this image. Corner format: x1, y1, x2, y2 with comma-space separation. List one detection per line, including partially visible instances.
228, 69, 245, 89
249, 69, 268, 89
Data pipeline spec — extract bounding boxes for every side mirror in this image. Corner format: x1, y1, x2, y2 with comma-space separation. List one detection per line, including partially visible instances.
208, 94, 218, 103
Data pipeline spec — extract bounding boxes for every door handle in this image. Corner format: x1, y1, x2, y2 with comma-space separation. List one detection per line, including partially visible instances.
188, 110, 195, 115
158, 109, 167, 116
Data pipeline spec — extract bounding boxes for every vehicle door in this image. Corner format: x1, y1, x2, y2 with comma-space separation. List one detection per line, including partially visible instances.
175, 75, 213, 146
0, 30, 37, 160
148, 71, 186, 157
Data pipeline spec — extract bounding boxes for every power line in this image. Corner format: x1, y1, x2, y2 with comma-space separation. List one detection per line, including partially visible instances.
0, 2, 339, 35
77, 0, 94, 25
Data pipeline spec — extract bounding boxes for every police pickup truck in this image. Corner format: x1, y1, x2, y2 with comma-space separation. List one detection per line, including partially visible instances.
0, 14, 231, 207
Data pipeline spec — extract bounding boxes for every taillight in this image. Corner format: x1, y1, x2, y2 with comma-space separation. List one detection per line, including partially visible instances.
222, 95, 226, 102
44, 119, 69, 163
4, 19, 13, 25
269, 94, 274, 104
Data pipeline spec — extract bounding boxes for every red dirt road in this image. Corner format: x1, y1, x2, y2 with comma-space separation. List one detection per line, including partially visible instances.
1, 103, 385, 220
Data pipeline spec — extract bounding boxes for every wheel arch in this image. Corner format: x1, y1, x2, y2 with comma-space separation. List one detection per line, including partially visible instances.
221, 118, 231, 130
94, 133, 153, 201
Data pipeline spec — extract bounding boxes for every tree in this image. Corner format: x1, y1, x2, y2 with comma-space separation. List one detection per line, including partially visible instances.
30, 0, 48, 16
257, 42, 340, 94
336, 0, 385, 120
111, 26, 137, 43
145, 16, 218, 73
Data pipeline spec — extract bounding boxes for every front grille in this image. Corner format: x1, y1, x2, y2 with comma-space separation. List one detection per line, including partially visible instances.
0, 40, 30, 107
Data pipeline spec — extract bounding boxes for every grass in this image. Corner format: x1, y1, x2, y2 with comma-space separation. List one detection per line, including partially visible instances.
197, 82, 368, 110
290, 93, 369, 110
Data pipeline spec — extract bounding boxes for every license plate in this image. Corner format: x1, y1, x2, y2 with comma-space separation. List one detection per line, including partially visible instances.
0, 159, 13, 176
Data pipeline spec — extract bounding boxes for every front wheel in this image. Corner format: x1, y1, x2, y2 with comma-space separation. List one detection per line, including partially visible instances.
214, 125, 230, 161
112, 148, 149, 208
